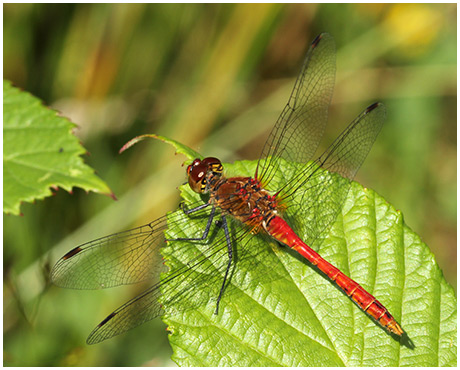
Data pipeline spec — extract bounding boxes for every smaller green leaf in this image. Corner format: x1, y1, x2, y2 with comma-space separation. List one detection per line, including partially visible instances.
3, 80, 113, 215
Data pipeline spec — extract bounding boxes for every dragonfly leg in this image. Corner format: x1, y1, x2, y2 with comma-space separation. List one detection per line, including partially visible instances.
180, 202, 210, 215
214, 214, 233, 315
167, 204, 215, 241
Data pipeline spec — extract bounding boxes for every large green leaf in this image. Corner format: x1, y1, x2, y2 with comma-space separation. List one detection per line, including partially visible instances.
3, 80, 113, 215
161, 159, 456, 366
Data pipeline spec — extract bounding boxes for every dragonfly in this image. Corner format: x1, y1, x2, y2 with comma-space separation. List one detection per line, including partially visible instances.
51, 33, 404, 345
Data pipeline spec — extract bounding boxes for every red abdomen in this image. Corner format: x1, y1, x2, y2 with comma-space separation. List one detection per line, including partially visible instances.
265, 215, 404, 336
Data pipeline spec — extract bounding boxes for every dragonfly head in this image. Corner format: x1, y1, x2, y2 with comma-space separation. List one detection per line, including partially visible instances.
187, 157, 223, 193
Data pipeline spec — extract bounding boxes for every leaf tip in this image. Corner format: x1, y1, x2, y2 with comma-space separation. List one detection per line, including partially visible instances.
119, 133, 201, 161
119, 134, 158, 154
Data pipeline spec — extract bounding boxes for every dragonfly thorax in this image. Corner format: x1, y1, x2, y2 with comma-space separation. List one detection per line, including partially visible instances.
212, 176, 280, 233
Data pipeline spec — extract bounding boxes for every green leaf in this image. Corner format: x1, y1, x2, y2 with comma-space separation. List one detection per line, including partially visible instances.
3, 80, 113, 215
161, 159, 456, 366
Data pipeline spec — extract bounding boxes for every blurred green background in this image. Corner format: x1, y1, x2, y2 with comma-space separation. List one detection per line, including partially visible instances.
4, 3, 456, 366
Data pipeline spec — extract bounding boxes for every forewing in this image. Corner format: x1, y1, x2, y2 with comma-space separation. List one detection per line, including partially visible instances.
256, 33, 336, 187
51, 201, 204, 290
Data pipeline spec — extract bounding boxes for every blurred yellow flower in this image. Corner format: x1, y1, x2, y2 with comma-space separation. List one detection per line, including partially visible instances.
383, 3, 442, 58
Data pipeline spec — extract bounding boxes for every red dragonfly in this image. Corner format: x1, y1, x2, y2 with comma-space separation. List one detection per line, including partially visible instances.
51, 33, 404, 344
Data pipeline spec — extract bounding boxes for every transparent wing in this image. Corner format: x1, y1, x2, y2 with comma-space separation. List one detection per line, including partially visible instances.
51, 217, 170, 290
255, 33, 336, 187
281, 102, 386, 250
